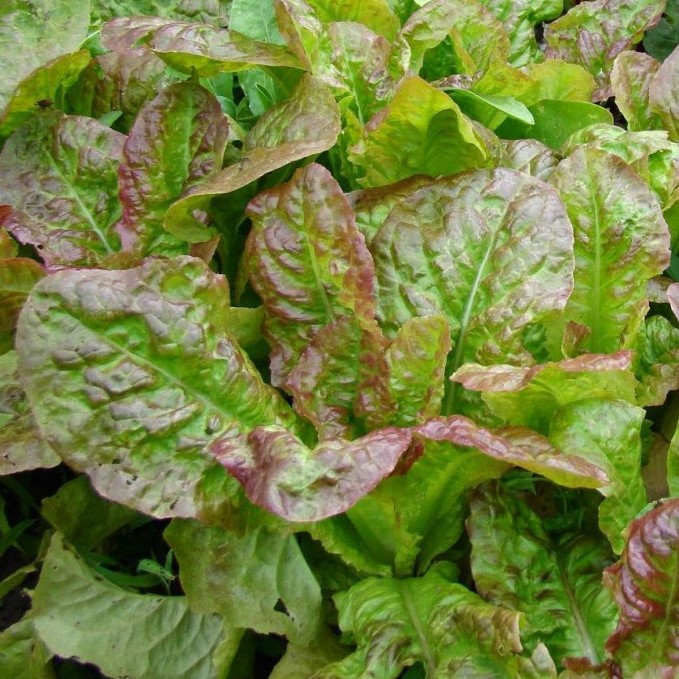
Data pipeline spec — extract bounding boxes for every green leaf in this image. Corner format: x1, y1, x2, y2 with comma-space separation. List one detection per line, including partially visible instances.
307, 0, 400, 40
118, 82, 230, 256
371, 169, 574, 415
468, 482, 617, 667
0, 50, 90, 139
165, 519, 323, 644
246, 163, 377, 387
649, 44, 679, 141
212, 424, 413, 521
637, 315, 679, 406
603, 498, 679, 674
550, 147, 670, 354
452, 352, 639, 433
33, 532, 239, 679
447, 89, 535, 129
0, 615, 54, 679
230, 0, 286, 43
0, 227, 18, 259
16, 257, 298, 518
497, 100, 613, 150
644, 0, 679, 60
610, 50, 665, 131
349, 76, 492, 187
477, 0, 564, 66
0, 113, 125, 267
0, 257, 44, 354
91, 0, 231, 25
524, 59, 597, 102
544, 0, 666, 101
316, 564, 552, 678
165, 74, 341, 242
270, 637, 348, 679
0, 351, 59, 476
549, 399, 647, 553
41, 476, 138, 550
0, 0, 90, 130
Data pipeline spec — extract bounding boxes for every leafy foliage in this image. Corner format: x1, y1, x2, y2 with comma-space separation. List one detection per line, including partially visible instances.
1, 0, 679, 676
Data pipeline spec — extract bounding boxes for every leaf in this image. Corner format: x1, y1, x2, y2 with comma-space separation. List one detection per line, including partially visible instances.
643, 0, 679, 60
315, 564, 546, 678
550, 146, 670, 354
416, 416, 609, 489
452, 352, 638, 433
603, 498, 679, 674
524, 59, 597, 103
636, 315, 679, 406
154, 22, 305, 75
477, 0, 563, 67
649, 43, 679, 141
0, 113, 125, 267
496, 100, 614, 150
41, 476, 138, 550
468, 482, 618, 667
502, 139, 560, 182
92, 0, 231, 25
230, 0, 286, 43
32, 532, 239, 679
270, 637, 348, 679
118, 82, 230, 256
211, 424, 413, 522
447, 89, 534, 129
16, 257, 298, 518
164, 74, 341, 242
0, 50, 90, 139
0, 351, 59, 476
307, 0, 400, 40
0, 257, 44, 353
165, 519, 323, 644
0, 227, 18, 259
0, 0, 90, 128
610, 51, 665, 131
544, 0, 666, 101
0, 615, 54, 679
245, 163, 377, 388
549, 399, 648, 553
349, 76, 492, 188
371, 168, 574, 415
386, 315, 452, 427
286, 317, 394, 438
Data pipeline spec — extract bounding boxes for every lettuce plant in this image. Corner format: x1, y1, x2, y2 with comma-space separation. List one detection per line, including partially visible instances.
1, 0, 679, 677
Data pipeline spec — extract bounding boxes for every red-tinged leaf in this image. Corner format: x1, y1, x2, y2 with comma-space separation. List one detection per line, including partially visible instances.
118, 82, 229, 256
286, 317, 394, 439
649, 44, 679, 141
246, 163, 377, 387
101, 17, 171, 52
611, 51, 664, 131
603, 499, 679, 674
416, 416, 609, 489
667, 282, 679, 320
211, 425, 413, 522
0, 113, 125, 267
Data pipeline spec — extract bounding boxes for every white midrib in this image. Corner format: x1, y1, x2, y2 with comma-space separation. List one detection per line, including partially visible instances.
399, 581, 438, 677
586, 161, 603, 352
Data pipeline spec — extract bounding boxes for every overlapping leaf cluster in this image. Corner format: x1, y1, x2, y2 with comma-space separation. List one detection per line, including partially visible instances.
2, 0, 679, 677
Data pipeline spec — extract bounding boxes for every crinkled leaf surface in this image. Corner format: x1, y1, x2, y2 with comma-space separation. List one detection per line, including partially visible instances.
246, 163, 376, 387
637, 315, 679, 406
165, 518, 323, 644
148, 21, 306, 76
165, 74, 341, 242
350, 77, 492, 188
33, 533, 237, 679
477, 0, 563, 67
315, 564, 539, 678
502, 139, 559, 182
0, 113, 125, 267
524, 59, 597, 103
229, 0, 286, 43
92, 0, 231, 24
212, 424, 412, 522
603, 498, 679, 674
0, 0, 89, 131
308, 0, 399, 40
611, 51, 664, 131
452, 352, 638, 432
118, 81, 229, 257
270, 638, 348, 679
371, 168, 574, 415
550, 146, 670, 354
544, 0, 666, 100
649, 43, 679, 141
0, 615, 54, 679
549, 399, 647, 553
0, 350, 59, 475
16, 257, 298, 518
468, 482, 617, 667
